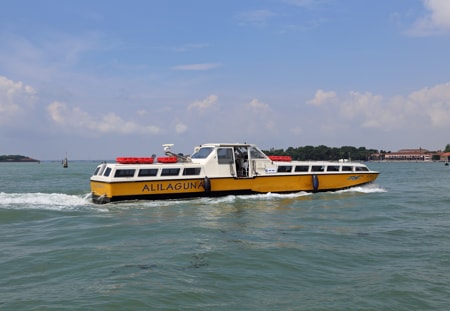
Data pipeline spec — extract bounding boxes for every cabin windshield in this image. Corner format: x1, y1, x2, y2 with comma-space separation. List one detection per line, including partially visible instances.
191, 147, 214, 159
249, 147, 266, 159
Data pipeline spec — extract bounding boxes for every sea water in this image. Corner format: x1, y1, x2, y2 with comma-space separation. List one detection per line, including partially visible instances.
0, 161, 449, 310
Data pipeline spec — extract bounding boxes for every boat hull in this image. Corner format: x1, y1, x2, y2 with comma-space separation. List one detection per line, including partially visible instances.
90, 172, 379, 204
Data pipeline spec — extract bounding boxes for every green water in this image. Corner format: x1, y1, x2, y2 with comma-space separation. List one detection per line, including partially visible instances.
1, 162, 449, 310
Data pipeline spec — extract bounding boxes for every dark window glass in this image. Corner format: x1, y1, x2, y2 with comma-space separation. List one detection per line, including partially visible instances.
138, 169, 158, 177
104, 167, 112, 177
355, 166, 369, 172
342, 166, 353, 172
93, 166, 101, 175
114, 169, 136, 177
191, 147, 213, 159
161, 168, 180, 176
217, 148, 234, 164
326, 166, 340, 172
311, 165, 324, 172
295, 165, 309, 172
277, 166, 292, 173
183, 167, 201, 175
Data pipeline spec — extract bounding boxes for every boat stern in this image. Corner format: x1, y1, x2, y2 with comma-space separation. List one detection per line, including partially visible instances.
90, 180, 113, 204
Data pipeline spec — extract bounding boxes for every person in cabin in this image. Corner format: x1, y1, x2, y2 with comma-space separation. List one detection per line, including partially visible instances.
243, 156, 249, 176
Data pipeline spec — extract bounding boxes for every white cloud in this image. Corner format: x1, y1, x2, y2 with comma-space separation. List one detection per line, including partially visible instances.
47, 101, 160, 134
0, 76, 37, 125
408, 82, 450, 127
334, 91, 407, 131
187, 94, 218, 112
232, 98, 276, 135
47, 101, 66, 123
307, 82, 450, 132
341, 91, 384, 121
172, 63, 222, 71
307, 89, 337, 106
247, 98, 271, 112
410, 0, 450, 35
175, 122, 188, 134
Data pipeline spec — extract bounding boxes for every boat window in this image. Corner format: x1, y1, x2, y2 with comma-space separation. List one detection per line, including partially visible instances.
161, 168, 180, 176
96, 164, 107, 176
217, 148, 234, 164
249, 147, 266, 159
355, 166, 369, 172
103, 167, 112, 177
326, 165, 340, 172
277, 166, 292, 173
114, 169, 136, 177
295, 165, 309, 172
342, 166, 353, 172
311, 165, 325, 172
138, 168, 158, 177
93, 166, 101, 175
191, 147, 213, 159
183, 167, 201, 175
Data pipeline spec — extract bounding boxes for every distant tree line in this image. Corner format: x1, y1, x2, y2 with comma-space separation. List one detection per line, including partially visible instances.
263, 145, 378, 161
445, 144, 450, 152
0, 155, 39, 162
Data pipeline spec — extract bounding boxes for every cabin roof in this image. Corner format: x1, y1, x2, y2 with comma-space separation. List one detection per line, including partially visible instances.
198, 143, 256, 148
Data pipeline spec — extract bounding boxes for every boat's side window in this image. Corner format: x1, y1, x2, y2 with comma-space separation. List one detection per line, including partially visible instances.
103, 167, 112, 177
311, 165, 325, 172
191, 147, 214, 159
183, 167, 201, 175
342, 166, 353, 172
249, 147, 266, 159
161, 168, 180, 176
277, 166, 292, 173
355, 166, 369, 172
115, 169, 136, 177
217, 148, 234, 164
295, 165, 309, 172
326, 165, 340, 172
138, 169, 158, 177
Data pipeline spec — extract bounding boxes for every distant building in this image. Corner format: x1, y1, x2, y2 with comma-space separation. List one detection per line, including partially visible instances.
385, 148, 431, 161
440, 152, 450, 162
372, 148, 434, 161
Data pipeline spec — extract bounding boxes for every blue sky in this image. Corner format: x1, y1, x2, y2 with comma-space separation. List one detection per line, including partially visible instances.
1, 0, 450, 160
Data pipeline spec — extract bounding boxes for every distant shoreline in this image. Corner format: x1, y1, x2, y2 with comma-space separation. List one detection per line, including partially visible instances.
0, 155, 40, 163
0, 160, 40, 163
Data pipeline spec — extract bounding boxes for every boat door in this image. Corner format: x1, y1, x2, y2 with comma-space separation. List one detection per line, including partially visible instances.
234, 146, 251, 178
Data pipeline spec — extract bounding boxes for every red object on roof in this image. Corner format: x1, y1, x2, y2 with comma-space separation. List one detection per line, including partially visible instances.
268, 155, 292, 162
116, 157, 154, 164
157, 156, 178, 163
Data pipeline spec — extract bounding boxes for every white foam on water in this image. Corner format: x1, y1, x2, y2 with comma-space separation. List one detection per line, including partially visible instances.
89, 185, 384, 209
336, 183, 386, 194
0, 192, 98, 211
237, 192, 312, 200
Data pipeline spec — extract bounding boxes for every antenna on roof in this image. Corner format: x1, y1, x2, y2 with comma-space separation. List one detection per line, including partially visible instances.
163, 144, 174, 153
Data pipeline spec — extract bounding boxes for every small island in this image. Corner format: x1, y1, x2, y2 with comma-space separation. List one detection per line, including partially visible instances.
0, 155, 40, 163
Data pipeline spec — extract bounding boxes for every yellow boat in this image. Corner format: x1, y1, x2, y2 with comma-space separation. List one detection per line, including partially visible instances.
90, 143, 379, 204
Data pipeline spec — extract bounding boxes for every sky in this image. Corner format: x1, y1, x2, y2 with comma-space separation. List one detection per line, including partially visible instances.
1, 0, 450, 160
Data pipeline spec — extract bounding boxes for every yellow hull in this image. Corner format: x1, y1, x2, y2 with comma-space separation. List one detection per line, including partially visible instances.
91, 172, 379, 203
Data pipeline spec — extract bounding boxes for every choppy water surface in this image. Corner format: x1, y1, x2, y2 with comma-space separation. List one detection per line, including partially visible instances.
1, 161, 449, 310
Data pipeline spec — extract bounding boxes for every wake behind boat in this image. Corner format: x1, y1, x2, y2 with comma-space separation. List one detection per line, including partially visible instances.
90, 143, 379, 204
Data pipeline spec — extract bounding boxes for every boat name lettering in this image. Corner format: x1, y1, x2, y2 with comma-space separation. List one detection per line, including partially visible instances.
142, 181, 203, 192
